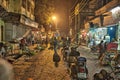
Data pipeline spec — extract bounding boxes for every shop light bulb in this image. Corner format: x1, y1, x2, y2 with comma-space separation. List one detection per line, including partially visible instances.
110, 27, 113, 30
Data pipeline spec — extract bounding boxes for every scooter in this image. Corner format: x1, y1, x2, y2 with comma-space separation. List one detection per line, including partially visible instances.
76, 57, 88, 80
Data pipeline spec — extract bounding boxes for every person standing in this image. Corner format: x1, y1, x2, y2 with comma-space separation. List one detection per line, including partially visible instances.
98, 40, 104, 59
53, 37, 58, 51
20, 37, 26, 50
53, 50, 60, 67
0, 42, 6, 58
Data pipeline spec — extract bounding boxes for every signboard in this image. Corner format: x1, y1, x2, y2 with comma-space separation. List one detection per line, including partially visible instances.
107, 42, 118, 51
20, 15, 38, 28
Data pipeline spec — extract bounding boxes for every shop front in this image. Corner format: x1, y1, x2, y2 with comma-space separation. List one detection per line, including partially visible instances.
88, 27, 108, 47
80, 30, 87, 45
107, 25, 117, 42
3, 13, 38, 41
88, 25, 117, 44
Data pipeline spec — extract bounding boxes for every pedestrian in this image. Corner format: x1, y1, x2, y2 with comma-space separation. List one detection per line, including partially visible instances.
53, 50, 60, 67
31, 37, 35, 46
20, 37, 26, 50
0, 42, 6, 58
103, 42, 108, 53
53, 37, 58, 51
0, 58, 14, 80
45, 37, 48, 47
98, 40, 104, 59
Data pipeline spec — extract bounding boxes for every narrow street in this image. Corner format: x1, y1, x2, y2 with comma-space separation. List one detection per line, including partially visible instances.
13, 48, 70, 80
13, 45, 112, 80
0, 0, 119, 80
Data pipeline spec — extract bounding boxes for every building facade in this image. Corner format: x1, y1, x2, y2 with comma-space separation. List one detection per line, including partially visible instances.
69, 0, 120, 44
0, 0, 38, 41
84, 0, 120, 45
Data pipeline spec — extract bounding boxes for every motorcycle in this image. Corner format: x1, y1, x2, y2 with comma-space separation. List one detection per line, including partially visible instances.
67, 47, 80, 67
76, 57, 88, 80
68, 63, 78, 80
62, 46, 70, 61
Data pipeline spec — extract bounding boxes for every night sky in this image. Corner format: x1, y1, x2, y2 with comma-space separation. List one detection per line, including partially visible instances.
54, 0, 75, 36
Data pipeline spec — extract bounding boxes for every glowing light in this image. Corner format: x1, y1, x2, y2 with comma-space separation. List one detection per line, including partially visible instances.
110, 27, 113, 30
110, 6, 120, 13
52, 16, 56, 21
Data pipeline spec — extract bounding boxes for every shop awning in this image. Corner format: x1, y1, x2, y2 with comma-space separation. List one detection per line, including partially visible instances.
0, 11, 38, 28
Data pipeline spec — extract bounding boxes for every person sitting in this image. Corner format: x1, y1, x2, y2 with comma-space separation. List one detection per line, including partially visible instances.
0, 42, 6, 58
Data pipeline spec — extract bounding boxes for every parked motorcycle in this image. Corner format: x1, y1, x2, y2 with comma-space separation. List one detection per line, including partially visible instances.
61, 46, 70, 61
67, 47, 80, 67
68, 63, 78, 80
76, 57, 88, 80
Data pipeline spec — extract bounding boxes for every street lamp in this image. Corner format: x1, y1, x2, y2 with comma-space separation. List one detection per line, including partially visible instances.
52, 16, 57, 30
52, 15, 60, 38
52, 16, 56, 21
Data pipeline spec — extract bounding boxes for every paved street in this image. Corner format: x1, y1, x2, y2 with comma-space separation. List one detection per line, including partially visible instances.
13, 48, 70, 80
13, 45, 112, 80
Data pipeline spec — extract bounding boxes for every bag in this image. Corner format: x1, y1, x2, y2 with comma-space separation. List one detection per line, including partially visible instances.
53, 53, 60, 62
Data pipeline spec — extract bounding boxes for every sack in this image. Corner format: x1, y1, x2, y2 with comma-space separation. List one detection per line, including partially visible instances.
53, 53, 60, 62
